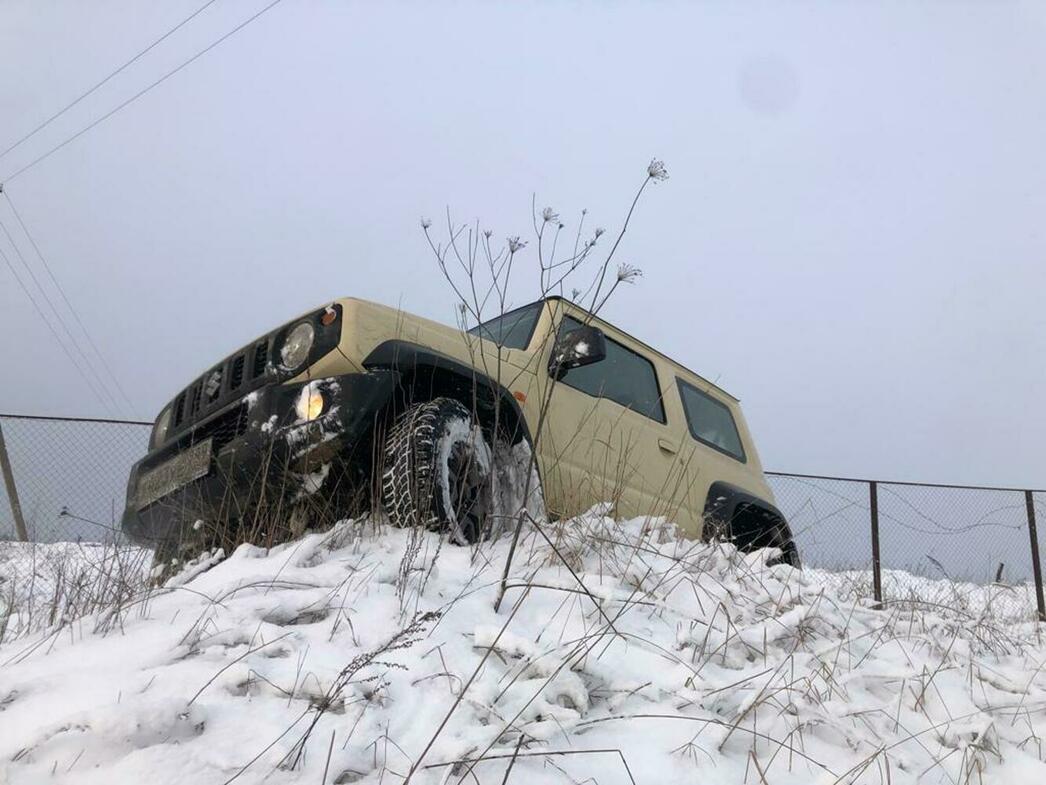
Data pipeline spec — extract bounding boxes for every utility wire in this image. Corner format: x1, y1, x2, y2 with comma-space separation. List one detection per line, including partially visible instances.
0, 235, 116, 414
0, 209, 121, 412
0, 0, 221, 162
2, 0, 286, 183
3, 188, 137, 414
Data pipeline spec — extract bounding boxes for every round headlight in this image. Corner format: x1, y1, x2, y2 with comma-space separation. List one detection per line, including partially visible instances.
280, 322, 315, 370
152, 406, 171, 448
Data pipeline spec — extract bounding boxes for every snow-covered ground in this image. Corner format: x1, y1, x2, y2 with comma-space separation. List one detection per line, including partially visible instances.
0, 540, 151, 642
2, 514, 1045, 784
806, 566, 1042, 625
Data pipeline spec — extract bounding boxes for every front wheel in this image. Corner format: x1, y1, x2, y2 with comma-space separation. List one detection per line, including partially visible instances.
381, 398, 493, 544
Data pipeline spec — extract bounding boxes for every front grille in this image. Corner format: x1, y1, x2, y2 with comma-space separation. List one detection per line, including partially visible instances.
155, 302, 340, 449
164, 333, 274, 442
177, 401, 250, 452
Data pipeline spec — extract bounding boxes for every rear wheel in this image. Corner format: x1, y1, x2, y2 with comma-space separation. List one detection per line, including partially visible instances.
730, 504, 800, 567
381, 398, 493, 544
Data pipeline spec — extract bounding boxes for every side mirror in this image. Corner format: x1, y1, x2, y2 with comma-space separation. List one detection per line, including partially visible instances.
549, 325, 607, 379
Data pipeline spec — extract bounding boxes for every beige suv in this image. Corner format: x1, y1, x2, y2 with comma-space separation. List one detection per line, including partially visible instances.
122, 297, 798, 566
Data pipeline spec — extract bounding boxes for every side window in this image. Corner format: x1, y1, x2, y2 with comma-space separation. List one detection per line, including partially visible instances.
557, 316, 666, 423
677, 379, 746, 461
467, 302, 543, 350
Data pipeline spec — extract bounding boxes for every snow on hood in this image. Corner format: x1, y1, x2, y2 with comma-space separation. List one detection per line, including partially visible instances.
1, 514, 1045, 784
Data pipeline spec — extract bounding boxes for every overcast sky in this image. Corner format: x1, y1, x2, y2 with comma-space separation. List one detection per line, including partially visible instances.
1, 0, 1044, 488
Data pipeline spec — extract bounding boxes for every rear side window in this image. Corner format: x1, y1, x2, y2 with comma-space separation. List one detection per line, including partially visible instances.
558, 316, 666, 423
677, 379, 746, 461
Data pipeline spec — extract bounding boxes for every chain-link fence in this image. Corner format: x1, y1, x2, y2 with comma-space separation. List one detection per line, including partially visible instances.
767, 472, 1046, 622
2, 413, 1045, 623
0, 414, 150, 544
0, 414, 154, 642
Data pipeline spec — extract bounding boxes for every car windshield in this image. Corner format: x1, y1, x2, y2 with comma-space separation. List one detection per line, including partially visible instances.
467, 302, 543, 349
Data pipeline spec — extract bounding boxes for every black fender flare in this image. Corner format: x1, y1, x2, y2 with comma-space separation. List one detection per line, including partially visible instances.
703, 480, 800, 567
362, 339, 534, 447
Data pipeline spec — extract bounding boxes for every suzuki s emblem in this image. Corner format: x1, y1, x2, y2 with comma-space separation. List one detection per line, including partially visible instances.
204, 370, 222, 398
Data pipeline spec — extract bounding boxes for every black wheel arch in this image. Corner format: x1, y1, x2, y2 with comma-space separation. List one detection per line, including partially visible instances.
703, 480, 800, 567
363, 339, 533, 448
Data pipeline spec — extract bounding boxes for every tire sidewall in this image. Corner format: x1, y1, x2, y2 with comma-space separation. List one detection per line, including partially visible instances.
432, 403, 492, 543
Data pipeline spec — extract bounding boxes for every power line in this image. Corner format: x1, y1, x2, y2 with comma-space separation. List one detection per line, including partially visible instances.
0, 233, 116, 415
2, 188, 137, 414
3, 0, 287, 183
0, 0, 221, 162
0, 207, 121, 413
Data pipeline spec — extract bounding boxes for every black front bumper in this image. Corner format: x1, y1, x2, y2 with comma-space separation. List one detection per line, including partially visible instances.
121, 370, 397, 548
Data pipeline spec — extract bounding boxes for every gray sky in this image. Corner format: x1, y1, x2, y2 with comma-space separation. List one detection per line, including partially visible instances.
1, 0, 1044, 488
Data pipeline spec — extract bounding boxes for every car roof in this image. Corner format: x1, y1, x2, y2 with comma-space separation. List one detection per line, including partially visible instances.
542, 295, 740, 403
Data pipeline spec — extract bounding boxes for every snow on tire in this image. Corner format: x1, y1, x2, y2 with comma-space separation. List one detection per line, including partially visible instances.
380, 397, 494, 544
490, 438, 545, 536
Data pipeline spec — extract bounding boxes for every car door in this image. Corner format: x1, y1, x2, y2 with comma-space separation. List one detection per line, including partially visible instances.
535, 305, 682, 524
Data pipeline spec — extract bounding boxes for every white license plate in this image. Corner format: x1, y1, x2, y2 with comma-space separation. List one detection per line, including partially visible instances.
136, 438, 212, 509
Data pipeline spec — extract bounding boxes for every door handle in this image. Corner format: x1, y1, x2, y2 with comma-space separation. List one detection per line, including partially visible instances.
658, 438, 678, 455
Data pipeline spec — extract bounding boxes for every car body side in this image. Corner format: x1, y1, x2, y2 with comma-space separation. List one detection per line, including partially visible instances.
302, 296, 777, 539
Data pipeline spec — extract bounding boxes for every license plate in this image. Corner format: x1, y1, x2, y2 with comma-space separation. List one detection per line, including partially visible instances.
136, 438, 212, 509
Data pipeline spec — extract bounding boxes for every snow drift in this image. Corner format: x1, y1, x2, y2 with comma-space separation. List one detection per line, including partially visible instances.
1, 512, 1045, 784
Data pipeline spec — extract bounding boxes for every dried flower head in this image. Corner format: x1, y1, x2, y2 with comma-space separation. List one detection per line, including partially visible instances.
647, 159, 669, 182
616, 262, 643, 283
483, 229, 492, 239
594, 227, 605, 239
541, 207, 559, 223
420, 217, 432, 229
507, 236, 526, 253
570, 288, 582, 300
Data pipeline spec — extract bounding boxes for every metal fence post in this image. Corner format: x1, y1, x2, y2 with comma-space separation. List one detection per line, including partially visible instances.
1025, 490, 1046, 623
870, 480, 883, 608
0, 419, 30, 542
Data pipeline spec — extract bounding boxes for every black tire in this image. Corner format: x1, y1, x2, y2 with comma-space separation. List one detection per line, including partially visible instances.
381, 397, 493, 544
710, 502, 801, 568
763, 522, 801, 568
736, 510, 800, 568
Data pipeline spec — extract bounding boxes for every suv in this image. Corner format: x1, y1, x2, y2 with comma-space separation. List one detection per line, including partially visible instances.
122, 297, 797, 566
